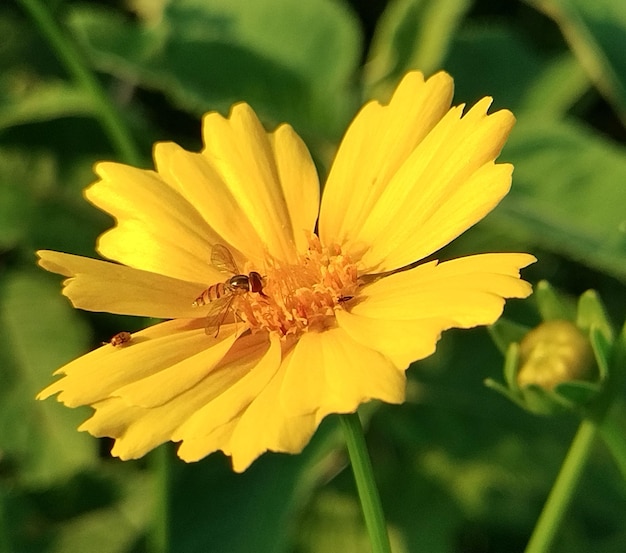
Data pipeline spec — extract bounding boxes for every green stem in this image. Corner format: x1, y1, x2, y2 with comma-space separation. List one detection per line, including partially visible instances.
17, 0, 142, 166
598, 406, 626, 481
340, 412, 392, 553
148, 445, 171, 553
0, 489, 12, 553
524, 419, 597, 553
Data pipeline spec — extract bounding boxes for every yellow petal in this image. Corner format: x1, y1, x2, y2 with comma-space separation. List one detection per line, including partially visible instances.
86, 162, 223, 283
76, 329, 267, 460
335, 253, 534, 368
37, 250, 210, 319
178, 420, 240, 463
271, 124, 321, 253
113, 330, 239, 408
80, 385, 211, 461
335, 311, 451, 369
319, 71, 453, 262
319, 70, 516, 273
279, 327, 406, 418
177, 333, 318, 472
79, 398, 142, 445
174, 332, 279, 440
152, 142, 265, 269
354, 253, 535, 323
199, 103, 320, 262
227, 356, 319, 472
359, 101, 515, 271
38, 319, 234, 405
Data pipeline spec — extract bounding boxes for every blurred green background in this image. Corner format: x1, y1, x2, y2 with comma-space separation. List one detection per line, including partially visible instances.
1, 0, 625, 551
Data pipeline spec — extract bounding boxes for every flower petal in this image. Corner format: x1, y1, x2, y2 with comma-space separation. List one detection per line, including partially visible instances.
181, 330, 395, 472
271, 124, 321, 253
113, 331, 239, 408
227, 353, 318, 473
78, 328, 271, 461
174, 332, 280, 440
279, 327, 406, 417
152, 142, 264, 269
336, 253, 534, 368
196, 103, 320, 263
358, 101, 515, 271
335, 312, 453, 369
319, 71, 516, 273
353, 253, 535, 322
38, 318, 234, 405
86, 162, 223, 283
177, 333, 322, 473
37, 250, 211, 319
319, 71, 453, 264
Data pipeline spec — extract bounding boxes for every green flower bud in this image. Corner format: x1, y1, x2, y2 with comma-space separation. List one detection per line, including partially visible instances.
517, 320, 596, 390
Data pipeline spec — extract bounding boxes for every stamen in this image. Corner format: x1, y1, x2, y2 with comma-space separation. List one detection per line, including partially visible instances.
236, 235, 359, 337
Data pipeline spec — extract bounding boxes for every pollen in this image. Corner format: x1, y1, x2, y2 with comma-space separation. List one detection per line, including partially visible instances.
238, 235, 359, 337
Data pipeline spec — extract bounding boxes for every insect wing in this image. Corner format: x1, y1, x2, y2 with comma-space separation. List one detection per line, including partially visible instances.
211, 244, 239, 275
203, 294, 235, 337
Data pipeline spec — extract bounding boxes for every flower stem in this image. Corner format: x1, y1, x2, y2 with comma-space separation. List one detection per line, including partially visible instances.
524, 419, 597, 553
148, 445, 171, 553
17, 0, 143, 166
598, 405, 626, 481
339, 412, 392, 553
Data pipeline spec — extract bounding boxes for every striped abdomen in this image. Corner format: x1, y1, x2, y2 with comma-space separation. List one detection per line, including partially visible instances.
192, 281, 228, 307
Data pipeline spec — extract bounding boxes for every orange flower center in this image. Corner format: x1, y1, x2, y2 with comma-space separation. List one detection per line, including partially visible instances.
237, 235, 359, 337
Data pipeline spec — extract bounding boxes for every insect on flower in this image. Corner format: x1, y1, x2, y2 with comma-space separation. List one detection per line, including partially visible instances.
105, 331, 132, 347
192, 244, 267, 336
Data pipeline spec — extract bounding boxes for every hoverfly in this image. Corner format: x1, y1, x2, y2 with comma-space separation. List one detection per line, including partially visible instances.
193, 244, 266, 337
105, 331, 132, 347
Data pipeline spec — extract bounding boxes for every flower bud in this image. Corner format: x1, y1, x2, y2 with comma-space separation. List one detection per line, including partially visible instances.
517, 320, 596, 390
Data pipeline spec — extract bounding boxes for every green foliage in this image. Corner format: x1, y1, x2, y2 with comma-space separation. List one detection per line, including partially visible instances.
364, 0, 471, 97
2, 0, 626, 552
66, 0, 361, 138
501, 119, 626, 281
1, 271, 96, 485
529, 0, 626, 125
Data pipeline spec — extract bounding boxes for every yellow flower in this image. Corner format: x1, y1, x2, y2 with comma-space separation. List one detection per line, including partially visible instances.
38, 71, 535, 472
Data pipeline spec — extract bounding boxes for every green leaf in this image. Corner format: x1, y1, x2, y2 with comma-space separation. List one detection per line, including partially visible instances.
484, 378, 528, 410
577, 290, 614, 344
47, 469, 152, 553
504, 342, 522, 392
67, 0, 361, 138
613, 320, 626, 383
530, 0, 626, 125
0, 146, 105, 257
0, 77, 95, 130
488, 318, 531, 355
0, 148, 49, 249
444, 24, 547, 110
520, 385, 570, 415
0, 270, 95, 485
498, 118, 626, 281
534, 280, 577, 322
364, 0, 471, 95
444, 21, 594, 119
554, 380, 602, 406
517, 53, 591, 118
170, 417, 343, 553
589, 325, 612, 382
296, 491, 382, 553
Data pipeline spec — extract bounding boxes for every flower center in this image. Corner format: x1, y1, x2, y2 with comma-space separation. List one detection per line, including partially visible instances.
236, 235, 359, 337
